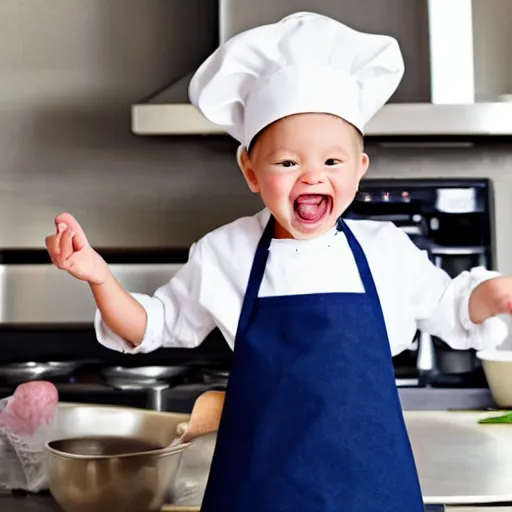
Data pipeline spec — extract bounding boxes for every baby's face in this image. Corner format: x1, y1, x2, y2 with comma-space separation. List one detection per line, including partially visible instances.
239, 113, 369, 239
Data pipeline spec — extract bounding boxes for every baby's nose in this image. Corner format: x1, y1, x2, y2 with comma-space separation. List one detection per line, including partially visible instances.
300, 170, 325, 185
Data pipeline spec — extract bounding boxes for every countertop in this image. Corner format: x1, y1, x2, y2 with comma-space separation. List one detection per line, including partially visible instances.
1, 493, 59, 512
2, 493, 512, 512
0, 389, 505, 511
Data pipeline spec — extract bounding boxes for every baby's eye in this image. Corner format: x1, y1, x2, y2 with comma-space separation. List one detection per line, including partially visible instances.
279, 160, 297, 168
325, 158, 342, 166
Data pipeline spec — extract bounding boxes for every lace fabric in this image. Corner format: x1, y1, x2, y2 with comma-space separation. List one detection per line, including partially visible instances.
0, 382, 59, 493
0, 423, 55, 492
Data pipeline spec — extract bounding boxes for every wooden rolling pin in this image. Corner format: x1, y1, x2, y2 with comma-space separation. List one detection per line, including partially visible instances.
173, 390, 225, 445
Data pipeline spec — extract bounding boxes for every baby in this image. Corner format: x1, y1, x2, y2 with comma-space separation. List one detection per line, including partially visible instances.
46, 12, 511, 512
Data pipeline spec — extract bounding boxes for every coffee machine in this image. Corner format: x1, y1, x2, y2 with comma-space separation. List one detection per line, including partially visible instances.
343, 178, 495, 388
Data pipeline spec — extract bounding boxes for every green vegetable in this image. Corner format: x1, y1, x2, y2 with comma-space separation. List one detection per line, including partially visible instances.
478, 411, 512, 424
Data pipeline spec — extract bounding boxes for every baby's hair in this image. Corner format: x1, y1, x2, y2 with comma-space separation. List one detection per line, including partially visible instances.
247, 128, 265, 155
248, 114, 364, 155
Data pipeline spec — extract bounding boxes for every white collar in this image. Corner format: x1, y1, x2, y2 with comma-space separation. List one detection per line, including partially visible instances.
256, 209, 342, 252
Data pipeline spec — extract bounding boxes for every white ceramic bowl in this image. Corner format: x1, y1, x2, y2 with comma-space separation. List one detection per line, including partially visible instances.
476, 349, 512, 407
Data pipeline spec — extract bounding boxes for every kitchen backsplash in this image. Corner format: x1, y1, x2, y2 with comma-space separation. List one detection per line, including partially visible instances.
1, 0, 512, 276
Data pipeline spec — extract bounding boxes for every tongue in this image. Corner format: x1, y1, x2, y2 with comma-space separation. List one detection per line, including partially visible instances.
295, 195, 328, 222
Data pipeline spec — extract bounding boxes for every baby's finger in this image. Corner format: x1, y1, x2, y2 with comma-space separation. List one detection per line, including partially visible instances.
55, 213, 89, 249
59, 229, 75, 262
60, 252, 81, 275
53, 221, 67, 242
72, 230, 86, 252
45, 234, 61, 260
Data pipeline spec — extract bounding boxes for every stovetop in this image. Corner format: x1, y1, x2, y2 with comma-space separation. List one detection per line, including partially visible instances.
0, 373, 224, 414
0, 379, 496, 414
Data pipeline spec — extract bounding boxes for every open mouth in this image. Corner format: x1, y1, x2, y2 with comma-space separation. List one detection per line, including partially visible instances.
293, 194, 332, 225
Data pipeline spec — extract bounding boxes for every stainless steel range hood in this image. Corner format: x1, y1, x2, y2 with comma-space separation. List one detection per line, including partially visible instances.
132, 0, 512, 137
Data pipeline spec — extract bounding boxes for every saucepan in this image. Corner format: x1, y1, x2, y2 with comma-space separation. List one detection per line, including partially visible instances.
476, 349, 512, 407
101, 366, 191, 411
102, 365, 189, 383
46, 403, 191, 512
0, 361, 81, 385
201, 369, 229, 387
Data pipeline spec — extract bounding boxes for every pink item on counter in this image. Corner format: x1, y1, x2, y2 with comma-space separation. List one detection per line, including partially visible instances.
0, 381, 59, 436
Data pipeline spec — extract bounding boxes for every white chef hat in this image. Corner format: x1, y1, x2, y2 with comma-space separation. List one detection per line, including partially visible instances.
189, 12, 404, 148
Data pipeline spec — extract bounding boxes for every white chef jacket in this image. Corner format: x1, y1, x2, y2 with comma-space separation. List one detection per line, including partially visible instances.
95, 209, 508, 356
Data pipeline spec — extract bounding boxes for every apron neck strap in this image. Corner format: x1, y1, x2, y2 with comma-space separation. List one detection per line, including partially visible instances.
235, 216, 275, 337
236, 215, 382, 337
338, 218, 378, 296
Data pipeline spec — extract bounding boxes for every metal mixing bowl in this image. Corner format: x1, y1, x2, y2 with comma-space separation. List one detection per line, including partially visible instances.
46, 403, 191, 512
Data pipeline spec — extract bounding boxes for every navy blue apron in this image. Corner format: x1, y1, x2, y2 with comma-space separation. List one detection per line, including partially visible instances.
200, 216, 425, 512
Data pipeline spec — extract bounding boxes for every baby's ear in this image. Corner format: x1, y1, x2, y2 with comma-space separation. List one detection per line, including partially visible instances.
237, 145, 260, 193
358, 152, 370, 180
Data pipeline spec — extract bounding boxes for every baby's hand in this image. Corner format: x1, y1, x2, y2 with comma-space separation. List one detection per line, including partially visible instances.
469, 276, 512, 324
45, 213, 109, 285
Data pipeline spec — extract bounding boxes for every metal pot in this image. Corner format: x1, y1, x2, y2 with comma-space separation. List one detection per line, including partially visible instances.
106, 377, 170, 411
0, 361, 80, 385
201, 369, 229, 387
101, 366, 190, 411
433, 339, 478, 375
47, 403, 191, 512
102, 366, 188, 382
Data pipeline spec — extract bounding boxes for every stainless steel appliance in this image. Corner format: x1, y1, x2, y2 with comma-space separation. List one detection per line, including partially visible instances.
343, 178, 495, 388
131, 0, 512, 137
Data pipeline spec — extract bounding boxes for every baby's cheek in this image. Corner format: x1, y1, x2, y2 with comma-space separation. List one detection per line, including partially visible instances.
336, 174, 359, 197
261, 175, 293, 205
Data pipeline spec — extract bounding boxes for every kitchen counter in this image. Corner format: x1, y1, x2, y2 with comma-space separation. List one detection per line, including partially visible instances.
0, 390, 504, 512
399, 387, 495, 411
1, 493, 60, 512
2, 493, 512, 511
